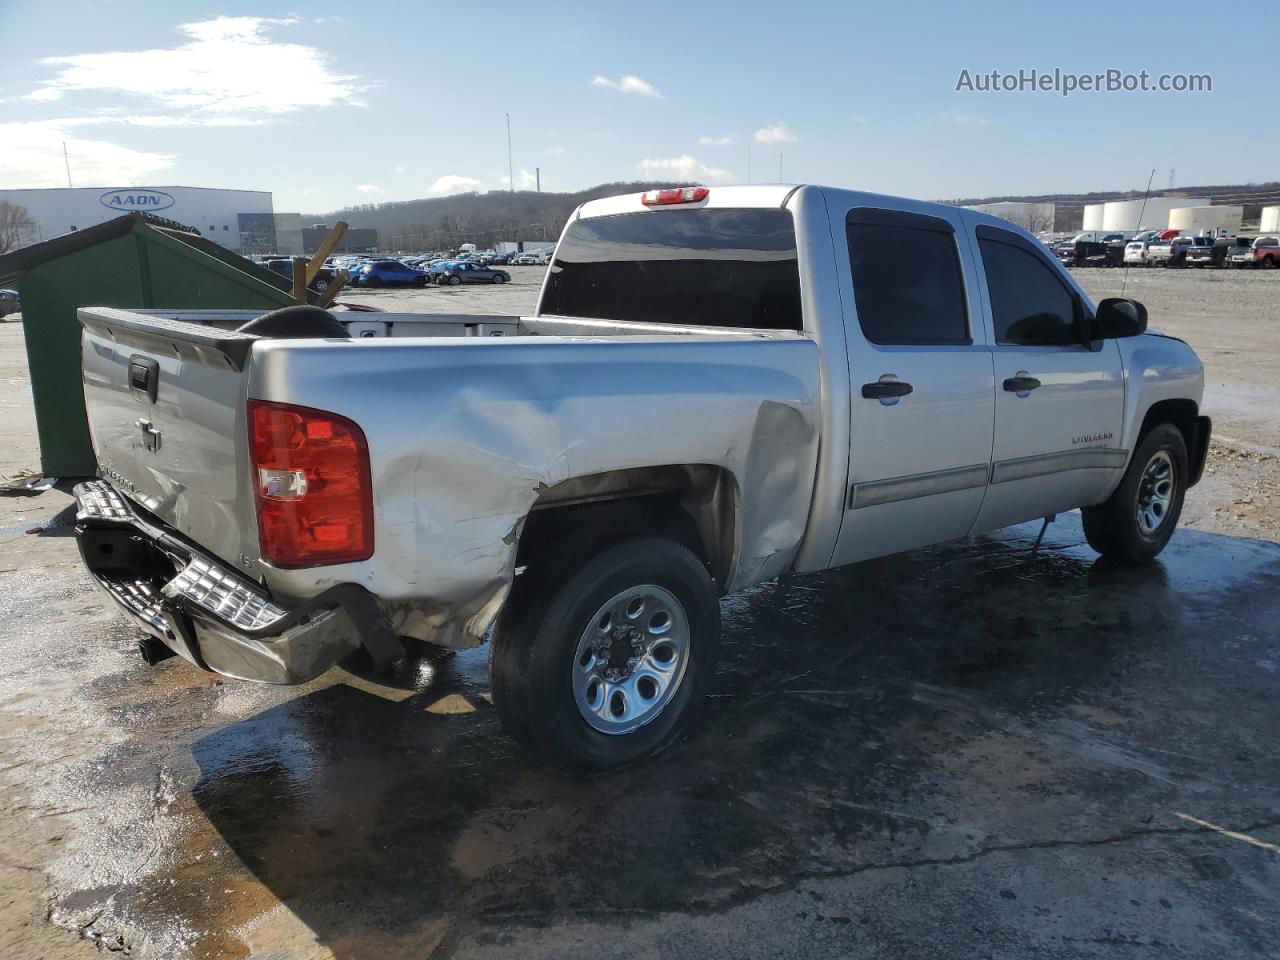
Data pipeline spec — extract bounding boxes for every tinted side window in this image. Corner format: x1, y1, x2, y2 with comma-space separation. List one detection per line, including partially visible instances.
846, 218, 969, 345
978, 238, 1079, 346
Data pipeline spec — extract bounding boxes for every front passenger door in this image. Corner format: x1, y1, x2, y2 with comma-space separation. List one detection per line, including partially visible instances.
967, 222, 1126, 533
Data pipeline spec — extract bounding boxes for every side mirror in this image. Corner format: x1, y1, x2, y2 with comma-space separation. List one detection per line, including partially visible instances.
1093, 297, 1148, 339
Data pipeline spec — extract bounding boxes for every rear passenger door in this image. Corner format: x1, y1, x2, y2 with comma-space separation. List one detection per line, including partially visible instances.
831, 207, 996, 566
966, 222, 1126, 533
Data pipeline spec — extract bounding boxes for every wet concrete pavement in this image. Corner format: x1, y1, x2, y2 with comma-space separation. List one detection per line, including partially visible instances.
1, 489, 1277, 958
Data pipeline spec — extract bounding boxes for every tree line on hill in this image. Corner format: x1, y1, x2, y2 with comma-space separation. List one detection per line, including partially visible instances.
306, 181, 686, 251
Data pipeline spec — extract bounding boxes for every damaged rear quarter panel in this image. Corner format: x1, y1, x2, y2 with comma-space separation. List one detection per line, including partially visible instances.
249, 335, 821, 647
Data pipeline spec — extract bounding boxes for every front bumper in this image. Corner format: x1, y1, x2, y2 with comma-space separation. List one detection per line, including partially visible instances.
73, 480, 401, 684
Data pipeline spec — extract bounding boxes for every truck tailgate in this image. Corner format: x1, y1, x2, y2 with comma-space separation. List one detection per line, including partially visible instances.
79, 307, 255, 568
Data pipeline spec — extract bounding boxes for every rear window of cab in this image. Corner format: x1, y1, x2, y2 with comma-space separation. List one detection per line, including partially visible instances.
541, 209, 802, 331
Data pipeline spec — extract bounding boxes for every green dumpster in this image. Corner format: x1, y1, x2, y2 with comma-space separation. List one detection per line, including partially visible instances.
0, 214, 303, 477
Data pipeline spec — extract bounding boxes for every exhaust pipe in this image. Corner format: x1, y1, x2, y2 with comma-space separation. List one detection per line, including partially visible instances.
136, 635, 176, 667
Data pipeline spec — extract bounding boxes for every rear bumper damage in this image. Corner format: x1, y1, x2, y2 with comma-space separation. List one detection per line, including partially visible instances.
73, 480, 402, 684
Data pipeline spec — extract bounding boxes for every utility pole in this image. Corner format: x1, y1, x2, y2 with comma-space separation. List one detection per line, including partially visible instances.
506, 113, 514, 193
536, 167, 541, 192
62, 142, 73, 188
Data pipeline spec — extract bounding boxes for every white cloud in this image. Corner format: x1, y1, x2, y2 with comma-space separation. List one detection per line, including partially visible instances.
544, 145, 566, 156
639, 155, 734, 184
394, 164, 407, 173
591, 74, 662, 98
948, 112, 989, 126
754, 122, 797, 144
698, 135, 734, 146
54, 113, 269, 128
500, 169, 539, 189
355, 184, 384, 194
25, 17, 366, 120
428, 174, 482, 195
0, 121, 173, 187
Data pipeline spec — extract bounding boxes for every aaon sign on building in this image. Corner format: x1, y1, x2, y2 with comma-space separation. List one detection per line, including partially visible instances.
98, 189, 176, 213
0, 185, 273, 253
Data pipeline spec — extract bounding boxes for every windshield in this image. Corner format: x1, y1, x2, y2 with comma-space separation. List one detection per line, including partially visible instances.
541, 208, 802, 330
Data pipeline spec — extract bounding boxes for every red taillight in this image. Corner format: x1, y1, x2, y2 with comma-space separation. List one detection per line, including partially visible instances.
640, 187, 709, 206
248, 400, 373, 567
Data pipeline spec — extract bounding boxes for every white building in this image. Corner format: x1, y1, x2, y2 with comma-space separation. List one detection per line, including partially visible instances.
1099, 197, 1210, 232
964, 201, 1056, 232
1260, 206, 1280, 233
0, 185, 274, 253
1081, 204, 1105, 231
1168, 205, 1242, 234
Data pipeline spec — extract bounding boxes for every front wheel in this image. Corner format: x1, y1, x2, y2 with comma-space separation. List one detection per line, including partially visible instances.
1082, 423, 1188, 564
492, 274, 506, 284
491, 537, 720, 769
448, 275, 462, 285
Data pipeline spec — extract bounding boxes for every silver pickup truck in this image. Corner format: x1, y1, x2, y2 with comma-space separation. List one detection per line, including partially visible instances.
73, 185, 1210, 768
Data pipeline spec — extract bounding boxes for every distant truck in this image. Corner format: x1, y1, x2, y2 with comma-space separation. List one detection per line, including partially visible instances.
1057, 231, 1127, 267
73, 185, 1210, 769
1145, 235, 1193, 267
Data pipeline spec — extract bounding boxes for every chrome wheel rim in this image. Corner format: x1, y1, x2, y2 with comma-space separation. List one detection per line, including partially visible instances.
1136, 450, 1175, 535
571, 585, 690, 736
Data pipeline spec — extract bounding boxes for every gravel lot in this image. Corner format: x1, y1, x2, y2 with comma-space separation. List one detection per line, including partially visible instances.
0, 266, 1275, 959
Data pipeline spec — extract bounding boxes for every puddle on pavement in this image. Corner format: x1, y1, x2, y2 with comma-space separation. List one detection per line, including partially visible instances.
6, 515, 1280, 958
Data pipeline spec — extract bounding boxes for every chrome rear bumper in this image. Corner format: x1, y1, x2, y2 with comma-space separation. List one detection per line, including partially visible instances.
73, 480, 400, 684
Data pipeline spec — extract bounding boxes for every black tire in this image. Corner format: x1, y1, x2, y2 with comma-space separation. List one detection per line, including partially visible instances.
413, 276, 427, 287
367, 275, 384, 287
491, 536, 720, 770
1263, 255, 1276, 269
312, 277, 330, 292
492, 274, 506, 284
448, 275, 462, 286
1081, 423, 1188, 564
235, 305, 349, 338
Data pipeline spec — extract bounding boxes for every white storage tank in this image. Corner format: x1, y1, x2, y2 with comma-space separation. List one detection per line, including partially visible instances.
1168, 205, 1243, 234
1260, 206, 1280, 233
1082, 204, 1105, 231
1101, 197, 1210, 232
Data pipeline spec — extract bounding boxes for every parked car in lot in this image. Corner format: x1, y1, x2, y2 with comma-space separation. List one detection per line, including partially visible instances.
435, 261, 511, 285
262, 258, 338, 292
1251, 236, 1280, 268
0, 288, 19, 319
356, 259, 429, 287
1223, 237, 1256, 267
1057, 231, 1127, 267
1183, 236, 1220, 267
1146, 235, 1193, 267
1209, 236, 1250, 268
72, 184, 1209, 769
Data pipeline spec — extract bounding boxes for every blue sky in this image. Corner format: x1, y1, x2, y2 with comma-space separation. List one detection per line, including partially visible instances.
1, 0, 1271, 213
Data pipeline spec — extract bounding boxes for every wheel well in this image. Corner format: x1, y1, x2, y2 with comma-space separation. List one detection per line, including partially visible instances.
1138, 398, 1209, 484
514, 465, 737, 591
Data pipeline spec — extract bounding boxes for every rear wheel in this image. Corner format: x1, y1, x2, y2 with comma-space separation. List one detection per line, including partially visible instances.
1263, 255, 1277, 269
491, 536, 720, 769
1082, 423, 1188, 564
